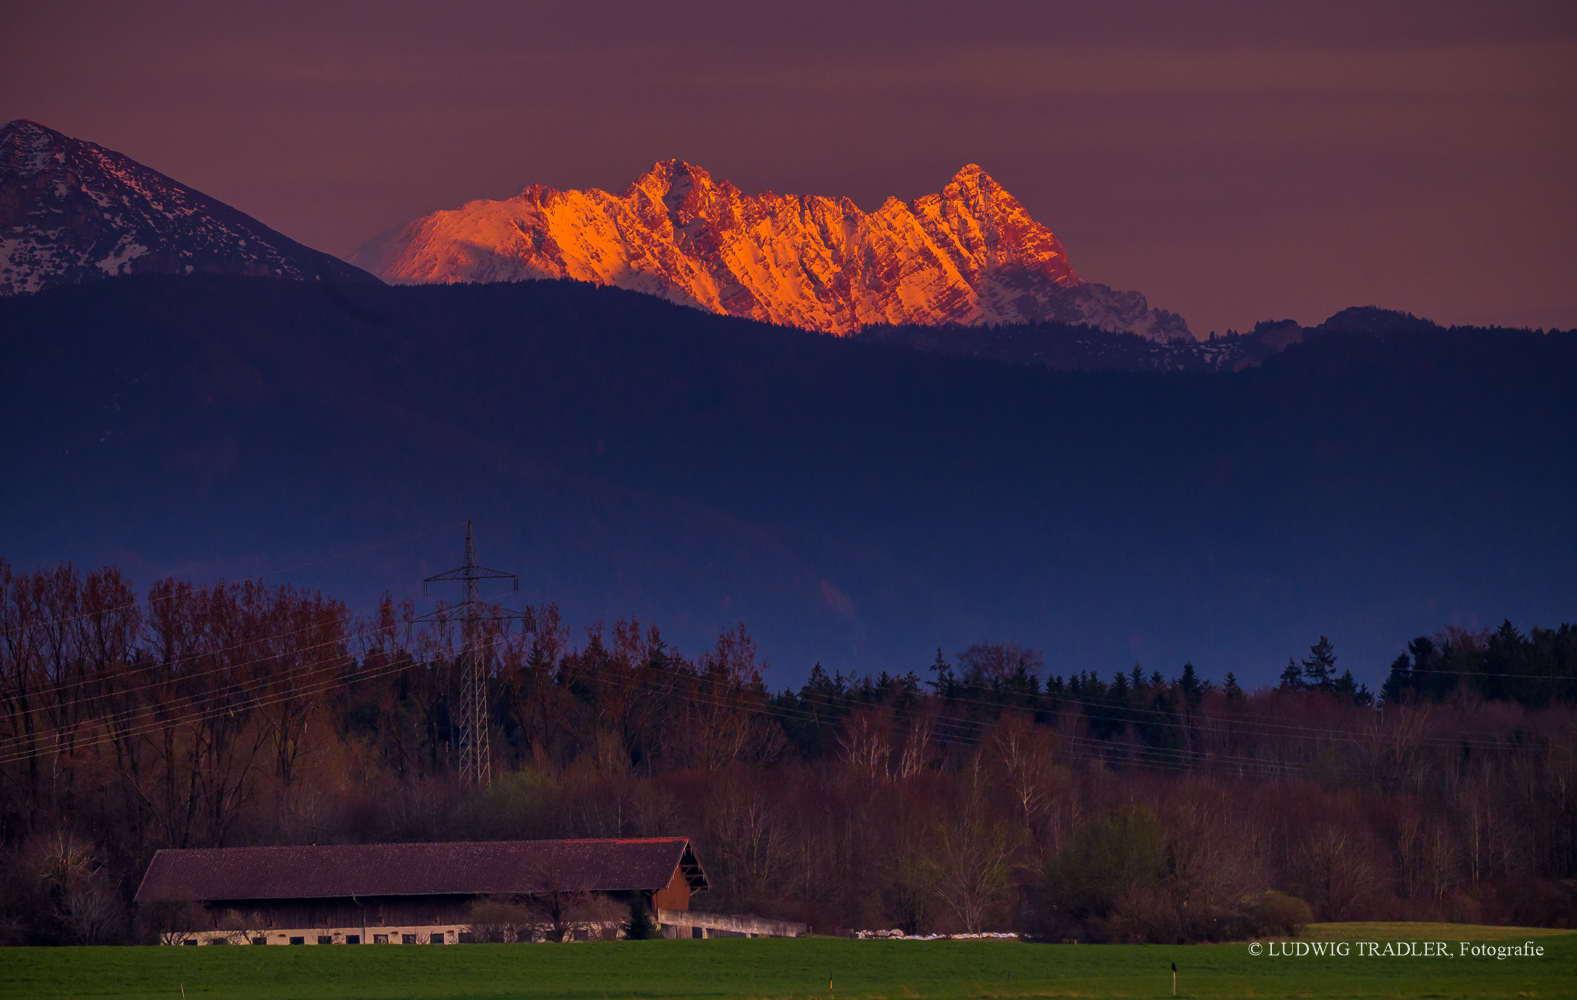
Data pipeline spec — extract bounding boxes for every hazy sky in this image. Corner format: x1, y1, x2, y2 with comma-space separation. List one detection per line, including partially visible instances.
5, 1, 1575, 336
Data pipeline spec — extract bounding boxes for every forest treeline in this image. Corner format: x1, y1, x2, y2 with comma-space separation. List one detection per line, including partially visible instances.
2, 560, 1574, 945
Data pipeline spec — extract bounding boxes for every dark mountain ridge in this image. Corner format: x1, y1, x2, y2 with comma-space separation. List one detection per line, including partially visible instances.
2, 276, 1572, 687
854, 307, 1562, 373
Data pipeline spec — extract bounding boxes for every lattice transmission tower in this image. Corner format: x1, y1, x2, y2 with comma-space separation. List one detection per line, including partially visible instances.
419, 521, 528, 786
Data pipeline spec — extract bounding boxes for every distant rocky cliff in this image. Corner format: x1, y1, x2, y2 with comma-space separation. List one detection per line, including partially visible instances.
354, 161, 1191, 341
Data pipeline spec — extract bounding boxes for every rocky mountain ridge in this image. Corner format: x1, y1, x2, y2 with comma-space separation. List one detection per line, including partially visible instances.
354, 160, 1191, 341
0, 119, 375, 296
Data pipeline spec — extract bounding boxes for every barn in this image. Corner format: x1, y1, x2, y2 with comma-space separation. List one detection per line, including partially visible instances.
133, 837, 709, 945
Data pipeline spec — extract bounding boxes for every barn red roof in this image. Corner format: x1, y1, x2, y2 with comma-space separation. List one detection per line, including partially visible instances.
134, 837, 707, 903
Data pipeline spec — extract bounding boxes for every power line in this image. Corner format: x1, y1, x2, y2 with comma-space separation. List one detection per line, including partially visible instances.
0, 652, 430, 767
418, 522, 527, 788
5, 619, 1549, 772
1390, 665, 1577, 681
2, 585, 1568, 775
0, 617, 1300, 778
0, 538, 534, 726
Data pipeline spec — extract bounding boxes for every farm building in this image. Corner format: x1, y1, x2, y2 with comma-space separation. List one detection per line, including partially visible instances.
134, 837, 711, 945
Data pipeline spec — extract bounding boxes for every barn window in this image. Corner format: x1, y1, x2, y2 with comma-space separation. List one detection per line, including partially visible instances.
402, 934, 417, 944
373, 934, 389, 944
346, 935, 360, 944
318, 936, 332, 945
251, 937, 266, 946
289, 937, 305, 945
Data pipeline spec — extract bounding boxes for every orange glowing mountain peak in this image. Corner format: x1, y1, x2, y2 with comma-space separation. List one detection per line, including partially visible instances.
627, 159, 712, 198
352, 163, 1191, 341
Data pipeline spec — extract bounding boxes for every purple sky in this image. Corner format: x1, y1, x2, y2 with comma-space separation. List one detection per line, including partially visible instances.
5, 1, 1574, 336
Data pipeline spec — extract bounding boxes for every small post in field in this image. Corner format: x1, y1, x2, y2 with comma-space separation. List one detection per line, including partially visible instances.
1171, 961, 1177, 996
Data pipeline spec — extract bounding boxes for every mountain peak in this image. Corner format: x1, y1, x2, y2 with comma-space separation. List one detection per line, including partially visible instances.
942, 163, 1008, 197
629, 159, 711, 194
3, 118, 57, 140
356, 163, 1191, 341
2, 119, 67, 177
1, 120, 378, 296
937, 163, 1019, 211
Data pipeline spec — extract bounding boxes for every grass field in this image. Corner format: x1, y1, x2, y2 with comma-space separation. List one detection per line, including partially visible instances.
1, 924, 1571, 1000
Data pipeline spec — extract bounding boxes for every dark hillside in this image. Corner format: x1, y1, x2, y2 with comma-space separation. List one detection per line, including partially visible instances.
1, 276, 1573, 686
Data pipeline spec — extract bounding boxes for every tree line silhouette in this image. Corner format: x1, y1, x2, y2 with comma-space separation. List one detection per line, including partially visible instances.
2, 559, 1573, 944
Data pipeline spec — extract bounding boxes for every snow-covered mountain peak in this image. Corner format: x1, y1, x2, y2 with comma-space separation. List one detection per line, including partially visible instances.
354, 162, 1192, 341
1, 119, 377, 296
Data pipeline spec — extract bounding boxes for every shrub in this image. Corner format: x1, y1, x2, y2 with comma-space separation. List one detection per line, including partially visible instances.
465, 897, 538, 943
1254, 890, 1313, 936
1039, 806, 1168, 942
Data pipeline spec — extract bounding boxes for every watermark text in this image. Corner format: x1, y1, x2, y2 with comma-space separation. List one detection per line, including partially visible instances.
1246, 939, 1547, 959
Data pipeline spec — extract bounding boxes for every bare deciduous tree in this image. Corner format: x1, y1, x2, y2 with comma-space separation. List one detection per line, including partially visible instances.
926, 817, 1024, 933
1294, 824, 1382, 921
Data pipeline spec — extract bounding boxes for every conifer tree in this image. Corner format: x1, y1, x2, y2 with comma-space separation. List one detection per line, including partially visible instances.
624, 895, 657, 940
1278, 657, 1305, 690
1332, 669, 1374, 707
1381, 652, 1413, 705
1112, 670, 1131, 699
1178, 661, 1205, 706
1302, 636, 1338, 691
1223, 671, 1244, 703
927, 648, 957, 698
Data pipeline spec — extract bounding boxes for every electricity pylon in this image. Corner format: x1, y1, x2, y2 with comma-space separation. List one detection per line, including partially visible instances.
419, 521, 527, 787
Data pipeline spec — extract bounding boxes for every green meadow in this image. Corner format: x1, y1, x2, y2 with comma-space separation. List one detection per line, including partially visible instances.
1, 924, 1572, 1000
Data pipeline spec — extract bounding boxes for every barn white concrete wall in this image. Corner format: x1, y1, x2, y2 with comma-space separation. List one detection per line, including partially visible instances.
167, 922, 624, 945
656, 909, 807, 938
